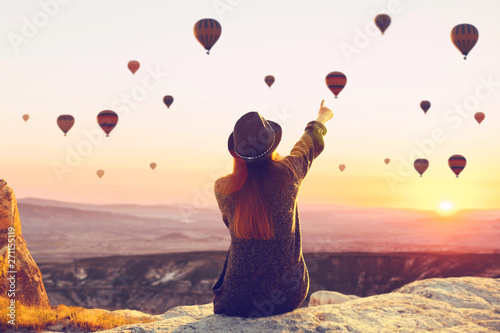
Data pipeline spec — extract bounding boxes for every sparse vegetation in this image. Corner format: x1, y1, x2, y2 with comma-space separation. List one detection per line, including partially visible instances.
0, 296, 158, 332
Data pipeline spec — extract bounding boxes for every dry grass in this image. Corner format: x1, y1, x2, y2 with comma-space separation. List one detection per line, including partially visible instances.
0, 296, 158, 332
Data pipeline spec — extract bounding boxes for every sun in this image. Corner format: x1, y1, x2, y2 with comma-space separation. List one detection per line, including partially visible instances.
438, 201, 454, 215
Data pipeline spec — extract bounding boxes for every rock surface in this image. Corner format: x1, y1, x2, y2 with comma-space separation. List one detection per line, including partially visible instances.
99, 277, 500, 333
309, 290, 359, 306
0, 180, 50, 308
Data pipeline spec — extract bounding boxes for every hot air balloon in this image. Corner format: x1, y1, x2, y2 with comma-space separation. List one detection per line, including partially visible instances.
474, 112, 485, 124
414, 159, 429, 177
375, 14, 391, 35
448, 155, 466, 178
420, 100, 431, 114
96, 169, 105, 179
384, 158, 390, 165
57, 115, 75, 136
339, 164, 346, 172
22, 114, 29, 122
97, 110, 118, 137
264, 75, 275, 88
451, 24, 478, 60
325, 72, 347, 98
150, 162, 157, 170
193, 18, 221, 54
163, 95, 174, 109
128, 60, 140, 74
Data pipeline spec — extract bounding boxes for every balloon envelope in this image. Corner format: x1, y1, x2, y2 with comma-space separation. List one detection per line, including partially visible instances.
451, 24, 478, 59
420, 100, 431, 114
194, 18, 221, 54
325, 72, 347, 98
128, 60, 140, 74
57, 115, 75, 136
474, 112, 485, 124
97, 110, 118, 137
339, 164, 346, 172
264, 75, 275, 88
448, 155, 466, 178
384, 158, 390, 165
374, 14, 391, 35
22, 114, 29, 122
163, 95, 174, 108
414, 159, 429, 177
150, 163, 157, 170
96, 170, 105, 178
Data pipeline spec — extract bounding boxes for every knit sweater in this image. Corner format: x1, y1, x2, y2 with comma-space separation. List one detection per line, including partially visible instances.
212, 120, 327, 318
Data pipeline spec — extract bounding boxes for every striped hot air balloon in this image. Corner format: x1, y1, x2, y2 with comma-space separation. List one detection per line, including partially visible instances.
420, 100, 431, 114
127, 60, 140, 74
194, 18, 221, 54
474, 112, 485, 124
57, 115, 75, 136
451, 24, 478, 60
163, 95, 174, 109
325, 72, 347, 98
264, 75, 275, 88
448, 155, 466, 178
97, 110, 118, 137
414, 159, 429, 177
375, 14, 391, 35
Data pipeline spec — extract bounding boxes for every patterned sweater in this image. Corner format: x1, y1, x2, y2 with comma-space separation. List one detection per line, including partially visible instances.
212, 120, 327, 317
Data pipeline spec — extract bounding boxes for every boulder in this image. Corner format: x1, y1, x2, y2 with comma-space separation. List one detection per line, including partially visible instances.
98, 276, 500, 332
0, 179, 50, 308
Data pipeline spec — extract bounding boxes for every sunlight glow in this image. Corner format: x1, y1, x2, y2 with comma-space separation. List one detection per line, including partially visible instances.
439, 201, 454, 215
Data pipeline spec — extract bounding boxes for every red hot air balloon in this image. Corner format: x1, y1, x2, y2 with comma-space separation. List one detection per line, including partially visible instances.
150, 162, 157, 170
128, 60, 140, 74
414, 159, 429, 177
194, 18, 221, 54
57, 115, 75, 136
96, 169, 105, 178
384, 158, 390, 165
97, 110, 118, 137
339, 164, 346, 172
474, 112, 485, 124
451, 24, 478, 60
325, 72, 347, 98
375, 14, 391, 35
420, 101, 431, 114
448, 155, 466, 178
163, 95, 174, 109
22, 114, 29, 122
264, 75, 275, 88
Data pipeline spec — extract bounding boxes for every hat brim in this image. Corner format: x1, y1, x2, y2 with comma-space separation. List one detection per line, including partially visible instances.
228, 120, 282, 163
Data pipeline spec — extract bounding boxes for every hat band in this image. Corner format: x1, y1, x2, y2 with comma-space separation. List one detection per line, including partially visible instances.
233, 127, 276, 160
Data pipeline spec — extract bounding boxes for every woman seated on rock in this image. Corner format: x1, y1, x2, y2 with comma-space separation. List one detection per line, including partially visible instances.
212, 100, 333, 317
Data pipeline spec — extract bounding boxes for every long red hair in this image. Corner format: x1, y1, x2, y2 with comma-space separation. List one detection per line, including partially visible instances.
223, 152, 294, 240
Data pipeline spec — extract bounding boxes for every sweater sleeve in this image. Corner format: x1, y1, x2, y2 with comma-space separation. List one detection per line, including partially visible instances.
286, 121, 328, 181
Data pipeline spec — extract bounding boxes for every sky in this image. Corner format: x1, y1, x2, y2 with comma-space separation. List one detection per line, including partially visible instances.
1, 0, 500, 214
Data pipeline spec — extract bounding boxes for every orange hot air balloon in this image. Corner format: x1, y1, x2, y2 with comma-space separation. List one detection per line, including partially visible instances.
97, 110, 118, 137
451, 24, 478, 60
420, 100, 431, 114
22, 114, 29, 122
163, 95, 174, 109
325, 72, 347, 98
264, 75, 275, 88
194, 18, 221, 54
339, 164, 346, 172
150, 163, 157, 170
474, 112, 485, 124
57, 115, 75, 136
384, 158, 390, 165
448, 155, 466, 178
96, 170, 105, 179
128, 60, 140, 74
374, 14, 391, 35
414, 159, 429, 177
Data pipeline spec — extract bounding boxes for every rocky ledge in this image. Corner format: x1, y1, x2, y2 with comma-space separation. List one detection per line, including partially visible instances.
97, 276, 500, 332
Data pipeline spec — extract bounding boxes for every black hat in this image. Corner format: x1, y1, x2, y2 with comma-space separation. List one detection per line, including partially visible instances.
228, 112, 282, 163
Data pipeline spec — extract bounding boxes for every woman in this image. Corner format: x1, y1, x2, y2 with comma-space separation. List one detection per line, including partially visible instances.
213, 100, 333, 317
